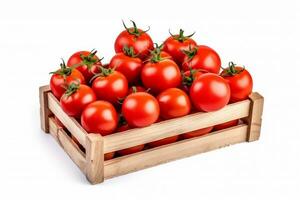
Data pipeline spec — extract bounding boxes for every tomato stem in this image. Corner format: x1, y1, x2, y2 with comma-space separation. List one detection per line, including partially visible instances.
123, 46, 138, 57
169, 29, 195, 42
64, 82, 80, 97
50, 59, 72, 77
223, 62, 245, 76
122, 20, 150, 37
182, 46, 198, 60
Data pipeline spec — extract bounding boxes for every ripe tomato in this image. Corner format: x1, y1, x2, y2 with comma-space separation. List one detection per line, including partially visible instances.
157, 88, 191, 119
181, 126, 213, 139
50, 61, 85, 99
92, 68, 128, 104
213, 119, 239, 131
109, 46, 143, 84
122, 92, 159, 128
141, 56, 181, 94
81, 101, 118, 135
181, 69, 204, 93
67, 50, 102, 82
114, 20, 154, 59
60, 83, 96, 118
221, 62, 253, 102
163, 29, 197, 64
182, 45, 221, 74
190, 73, 230, 112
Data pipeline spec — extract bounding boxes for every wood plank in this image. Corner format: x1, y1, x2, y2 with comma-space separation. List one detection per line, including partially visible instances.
246, 92, 264, 141
103, 100, 250, 153
47, 92, 87, 148
49, 117, 86, 173
39, 85, 51, 133
104, 124, 248, 179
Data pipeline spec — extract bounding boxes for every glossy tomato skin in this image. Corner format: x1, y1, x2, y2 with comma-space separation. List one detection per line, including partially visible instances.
163, 36, 197, 64
114, 29, 154, 60
50, 69, 85, 99
157, 88, 191, 119
181, 126, 213, 139
92, 71, 128, 104
81, 101, 118, 136
213, 119, 239, 131
109, 53, 143, 84
122, 92, 160, 128
190, 73, 230, 112
182, 45, 221, 74
60, 84, 96, 118
67, 51, 101, 82
141, 59, 181, 94
221, 66, 253, 103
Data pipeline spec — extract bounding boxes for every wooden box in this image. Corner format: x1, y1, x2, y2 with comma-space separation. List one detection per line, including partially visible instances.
39, 85, 264, 184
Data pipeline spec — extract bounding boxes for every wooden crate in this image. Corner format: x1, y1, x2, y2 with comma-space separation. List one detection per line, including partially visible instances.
39, 85, 264, 184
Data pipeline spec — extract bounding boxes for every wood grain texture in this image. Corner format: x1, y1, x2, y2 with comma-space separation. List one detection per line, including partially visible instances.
85, 134, 104, 184
246, 92, 264, 142
39, 85, 51, 133
103, 100, 250, 153
47, 92, 87, 148
49, 117, 86, 173
104, 124, 248, 179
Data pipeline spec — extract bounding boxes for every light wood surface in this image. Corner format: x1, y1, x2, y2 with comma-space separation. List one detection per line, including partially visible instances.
39, 85, 51, 133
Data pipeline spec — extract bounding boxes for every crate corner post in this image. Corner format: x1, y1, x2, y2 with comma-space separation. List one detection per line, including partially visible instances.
85, 134, 104, 184
246, 92, 264, 142
39, 85, 51, 133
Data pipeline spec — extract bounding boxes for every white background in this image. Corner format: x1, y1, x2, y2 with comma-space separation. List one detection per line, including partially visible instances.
1, 0, 300, 199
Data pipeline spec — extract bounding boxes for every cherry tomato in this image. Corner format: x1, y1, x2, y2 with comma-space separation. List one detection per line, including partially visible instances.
213, 119, 239, 131
190, 73, 230, 112
163, 29, 197, 64
60, 83, 96, 118
92, 68, 128, 104
81, 101, 118, 135
157, 88, 191, 119
182, 45, 221, 74
221, 62, 253, 102
50, 61, 85, 99
67, 50, 102, 82
114, 20, 154, 59
122, 92, 159, 128
141, 56, 181, 94
181, 126, 213, 139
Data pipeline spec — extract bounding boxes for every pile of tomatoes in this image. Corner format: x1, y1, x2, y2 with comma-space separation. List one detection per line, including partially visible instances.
49, 21, 253, 160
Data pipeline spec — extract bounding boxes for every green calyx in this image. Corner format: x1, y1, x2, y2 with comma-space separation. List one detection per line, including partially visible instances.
64, 82, 80, 96
148, 43, 166, 63
152, 43, 164, 55
89, 66, 114, 84
182, 46, 198, 60
169, 29, 195, 42
182, 68, 198, 87
50, 59, 73, 77
123, 46, 137, 57
79, 49, 102, 70
224, 61, 245, 76
122, 20, 150, 37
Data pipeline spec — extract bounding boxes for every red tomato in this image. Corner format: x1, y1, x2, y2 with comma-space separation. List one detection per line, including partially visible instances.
213, 119, 239, 131
122, 92, 160, 128
128, 86, 146, 94
148, 136, 179, 148
92, 68, 128, 104
81, 101, 118, 135
67, 50, 102, 82
163, 29, 197, 64
60, 83, 96, 118
114, 20, 154, 59
221, 62, 253, 102
157, 88, 191, 119
190, 73, 230, 112
109, 46, 143, 84
141, 58, 181, 94
181, 126, 213, 139
182, 45, 221, 74
50, 61, 85, 99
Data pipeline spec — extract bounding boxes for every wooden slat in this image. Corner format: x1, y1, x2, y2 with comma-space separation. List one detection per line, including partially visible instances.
104, 124, 248, 179
39, 85, 51, 133
103, 100, 250, 153
49, 117, 86, 173
47, 92, 87, 148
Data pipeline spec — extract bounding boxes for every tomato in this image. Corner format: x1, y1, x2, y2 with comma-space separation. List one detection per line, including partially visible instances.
50, 61, 85, 99
213, 119, 239, 131
190, 73, 230, 112
141, 55, 181, 94
60, 83, 96, 118
114, 20, 154, 59
148, 136, 179, 148
221, 62, 253, 102
122, 92, 159, 128
163, 29, 197, 64
81, 101, 118, 135
92, 68, 128, 104
157, 88, 191, 119
109, 46, 143, 84
116, 124, 145, 156
181, 126, 213, 139
181, 69, 204, 93
182, 45, 221, 74
67, 50, 102, 82
128, 86, 146, 94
